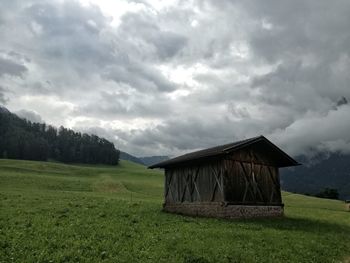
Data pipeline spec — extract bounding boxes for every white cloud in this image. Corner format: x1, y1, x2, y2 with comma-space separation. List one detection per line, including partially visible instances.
79, 0, 146, 27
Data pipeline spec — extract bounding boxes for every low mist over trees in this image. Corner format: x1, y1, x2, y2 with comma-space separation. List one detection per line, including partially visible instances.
0, 107, 120, 165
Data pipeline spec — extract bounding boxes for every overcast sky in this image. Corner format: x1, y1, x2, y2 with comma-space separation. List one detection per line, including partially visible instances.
1, 0, 350, 157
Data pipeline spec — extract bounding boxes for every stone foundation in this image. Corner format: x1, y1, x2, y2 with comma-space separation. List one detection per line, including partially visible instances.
163, 202, 284, 219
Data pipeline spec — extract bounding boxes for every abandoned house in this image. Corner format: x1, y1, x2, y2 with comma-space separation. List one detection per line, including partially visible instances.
149, 135, 300, 219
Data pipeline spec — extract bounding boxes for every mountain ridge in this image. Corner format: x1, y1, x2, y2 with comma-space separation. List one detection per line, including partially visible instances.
119, 151, 170, 167
281, 153, 350, 200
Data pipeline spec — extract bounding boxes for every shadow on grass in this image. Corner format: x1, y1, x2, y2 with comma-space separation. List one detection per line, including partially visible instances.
232, 215, 350, 235
285, 204, 349, 213
168, 210, 350, 237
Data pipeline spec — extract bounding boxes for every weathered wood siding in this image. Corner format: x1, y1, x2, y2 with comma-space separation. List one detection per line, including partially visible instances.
222, 147, 282, 204
164, 146, 283, 205
223, 159, 282, 204
164, 161, 225, 204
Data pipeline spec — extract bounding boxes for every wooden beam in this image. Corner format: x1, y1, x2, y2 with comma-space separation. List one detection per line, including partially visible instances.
210, 162, 223, 201
165, 170, 175, 202
192, 166, 201, 202
180, 169, 191, 202
267, 166, 280, 203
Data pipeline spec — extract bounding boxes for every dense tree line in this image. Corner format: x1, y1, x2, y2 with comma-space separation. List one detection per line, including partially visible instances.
0, 107, 120, 165
315, 188, 339, 200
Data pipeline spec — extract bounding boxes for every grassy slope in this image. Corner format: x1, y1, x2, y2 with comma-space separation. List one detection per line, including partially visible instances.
0, 159, 349, 263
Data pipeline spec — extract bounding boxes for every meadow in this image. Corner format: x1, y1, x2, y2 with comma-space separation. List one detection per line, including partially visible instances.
0, 159, 349, 263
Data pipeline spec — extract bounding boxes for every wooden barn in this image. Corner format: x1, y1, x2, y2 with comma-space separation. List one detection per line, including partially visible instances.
149, 136, 300, 219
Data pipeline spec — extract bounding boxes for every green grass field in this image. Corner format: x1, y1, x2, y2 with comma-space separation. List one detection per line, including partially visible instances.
0, 159, 349, 263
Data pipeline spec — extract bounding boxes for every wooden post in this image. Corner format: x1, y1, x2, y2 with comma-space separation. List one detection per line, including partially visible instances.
164, 169, 167, 204
221, 161, 226, 202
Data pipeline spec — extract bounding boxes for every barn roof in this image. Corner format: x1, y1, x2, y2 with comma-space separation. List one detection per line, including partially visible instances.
148, 135, 300, 169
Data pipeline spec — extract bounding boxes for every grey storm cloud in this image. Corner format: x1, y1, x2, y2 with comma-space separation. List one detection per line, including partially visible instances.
0, 57, 27, 77
1, 0, 350, 158
0, 0, 178, 98
24, 1, 118, 71
0, 94, 6, 104
118, 12, 188, 60
102, 60, 177, 92
75, 90, 173, 119
0, 86, 8, 104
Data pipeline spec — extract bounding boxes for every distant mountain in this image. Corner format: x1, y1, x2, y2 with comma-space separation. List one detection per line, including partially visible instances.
139, 156, 169, 166
281, 153, 350, 200
119, 152, 169, 166
119, 151, 145, 165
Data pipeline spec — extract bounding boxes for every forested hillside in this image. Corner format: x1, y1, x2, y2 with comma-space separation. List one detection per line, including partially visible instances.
0, 106, 120, 165
281, 154, 350, 200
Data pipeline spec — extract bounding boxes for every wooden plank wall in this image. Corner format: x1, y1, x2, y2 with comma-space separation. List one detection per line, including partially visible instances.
223, 159, 282, 204
164, 147, 282, 205
164, 161, 225, 204
226, 147, 282, 204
